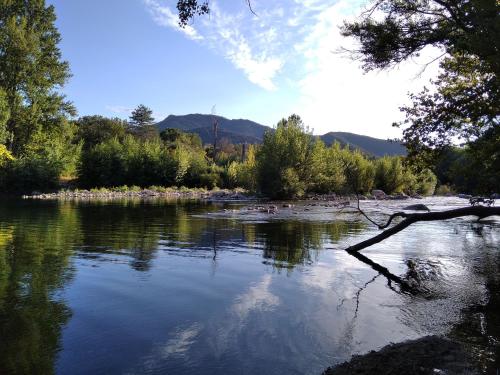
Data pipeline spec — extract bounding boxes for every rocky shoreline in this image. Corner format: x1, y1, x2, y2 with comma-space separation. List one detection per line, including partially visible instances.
22, 188, 255, 201
306, 189, 424, 201
21, 187, 487, 203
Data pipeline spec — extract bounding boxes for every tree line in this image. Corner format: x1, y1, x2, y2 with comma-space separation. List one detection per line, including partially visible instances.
0, 0, 497, 196
1, 101, 439, 198
173, 0, 500, 196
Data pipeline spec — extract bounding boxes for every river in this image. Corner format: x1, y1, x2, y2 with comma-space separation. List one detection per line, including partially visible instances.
0, 197, 498, 374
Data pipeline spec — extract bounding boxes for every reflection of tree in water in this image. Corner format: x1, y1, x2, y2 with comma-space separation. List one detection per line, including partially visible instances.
257, 220, 364, 272
0, 202, 82, 374
76, 200, 215, 271
77, 201, 165, 271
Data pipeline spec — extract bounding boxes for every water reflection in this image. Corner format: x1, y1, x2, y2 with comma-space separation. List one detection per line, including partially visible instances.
0, 198, 498, 374
258, 220, 363, 272
0, 202, 80, 374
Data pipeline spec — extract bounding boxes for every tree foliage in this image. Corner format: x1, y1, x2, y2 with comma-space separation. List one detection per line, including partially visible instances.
75, 116, 127, 150
254, 115, 431, 198
0, 0, 75, 155
342, 0, 499, 191
129, 104, 158, 141
176, 0, 210, 27
341, 0, 499, 74
257, 115, 318, 198
399, 53, 498, 167
0, 88, 10, 145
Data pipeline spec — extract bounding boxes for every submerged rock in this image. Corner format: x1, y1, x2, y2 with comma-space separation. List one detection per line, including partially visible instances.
403, 204, 430, 211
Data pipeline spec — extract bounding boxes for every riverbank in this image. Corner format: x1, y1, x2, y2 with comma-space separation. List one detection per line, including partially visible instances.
323, 336, 480, 375
22, 187, 428, 202
22, 187, 256, 201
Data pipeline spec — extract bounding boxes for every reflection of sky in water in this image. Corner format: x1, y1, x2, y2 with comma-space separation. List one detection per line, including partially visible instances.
0, 197, 498, 375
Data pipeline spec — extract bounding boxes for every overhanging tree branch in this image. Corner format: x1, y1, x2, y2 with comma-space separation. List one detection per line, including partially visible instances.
343, 204, 499, 291
347, 205, 500, 253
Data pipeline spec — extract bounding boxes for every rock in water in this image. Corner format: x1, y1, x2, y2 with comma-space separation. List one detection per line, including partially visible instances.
403, 204, 430, 211
371, 190, 386, 200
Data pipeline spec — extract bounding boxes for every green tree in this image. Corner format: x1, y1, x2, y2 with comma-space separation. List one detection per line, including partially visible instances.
227, 144, 257, 191
398, 54, 499, 167
257, 115, 317, 198
375, 156, 406, 194
0, 88, 10, 145
129, 104, 158, 141
0, 0, 75, 155
341, 148, 376, 194
160, 128, 203, 150
75, 116, 127, 150
311, 141, 347, 194
341, 1, 499, 74
341, 0, 499, 182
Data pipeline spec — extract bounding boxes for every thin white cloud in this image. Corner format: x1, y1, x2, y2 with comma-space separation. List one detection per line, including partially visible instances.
143, 0, 444, 137
143, 0, 284, 90
105, 105, 134, 116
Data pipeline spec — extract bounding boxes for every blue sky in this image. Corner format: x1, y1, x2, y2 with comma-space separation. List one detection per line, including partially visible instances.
49, 0, 440, 138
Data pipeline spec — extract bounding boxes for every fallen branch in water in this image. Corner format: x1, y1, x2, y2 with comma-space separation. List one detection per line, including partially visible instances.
347, 205, 500, 253
343, 201, 500, 291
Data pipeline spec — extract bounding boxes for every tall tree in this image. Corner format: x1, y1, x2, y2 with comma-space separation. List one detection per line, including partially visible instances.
129, 104, 154, 127
128, 104, 158, 141
0, 0, 75, 155
257, 114, 318, 198
341, 0, 499, 173
0, 88, 10, 145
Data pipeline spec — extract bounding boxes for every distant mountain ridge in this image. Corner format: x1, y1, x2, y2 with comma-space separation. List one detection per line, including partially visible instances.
156, 114, 406, 157
320, 132, 406, 157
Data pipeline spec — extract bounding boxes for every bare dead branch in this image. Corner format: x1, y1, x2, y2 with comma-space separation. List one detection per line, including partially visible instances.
414, 52, 447, 78
347, 206, 500, 253
354, 193, 385, 228
245, 0, 257, 16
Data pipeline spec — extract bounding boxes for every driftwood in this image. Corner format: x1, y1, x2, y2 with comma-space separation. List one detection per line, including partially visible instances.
347, 205, 500, 253
343, 203, 500, 291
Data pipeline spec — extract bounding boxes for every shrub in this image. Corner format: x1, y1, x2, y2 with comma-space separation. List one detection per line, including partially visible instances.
0, 156, 62, 193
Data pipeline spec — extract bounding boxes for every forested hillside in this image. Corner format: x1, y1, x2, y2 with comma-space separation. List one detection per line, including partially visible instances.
156, 114, 407, 157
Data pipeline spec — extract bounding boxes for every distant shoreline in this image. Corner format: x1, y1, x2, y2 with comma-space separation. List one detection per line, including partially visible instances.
21, 187, 256, 202
19, 188, 437, 202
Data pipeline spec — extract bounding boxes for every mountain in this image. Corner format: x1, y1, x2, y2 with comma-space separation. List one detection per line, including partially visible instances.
156, 114, 406, 157
156, 114, 269, 140
188, 127, 262, 145
319, 132, 406, 157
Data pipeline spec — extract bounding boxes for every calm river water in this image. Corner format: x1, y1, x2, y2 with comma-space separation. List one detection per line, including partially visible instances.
0, 197, 498, 374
